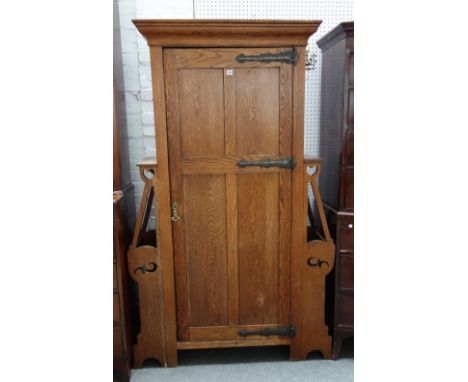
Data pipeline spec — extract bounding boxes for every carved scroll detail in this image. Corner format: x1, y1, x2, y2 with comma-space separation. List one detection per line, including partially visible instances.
292, 160, 335, 360
127, 159, 166, 367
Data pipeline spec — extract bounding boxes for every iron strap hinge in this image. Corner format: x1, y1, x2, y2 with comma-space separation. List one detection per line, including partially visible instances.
236, 48, 299, 65
237, 157, 296, 169
238, 325, 296, 338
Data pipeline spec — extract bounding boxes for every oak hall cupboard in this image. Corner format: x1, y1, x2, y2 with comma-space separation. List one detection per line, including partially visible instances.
128, 20, 335, 366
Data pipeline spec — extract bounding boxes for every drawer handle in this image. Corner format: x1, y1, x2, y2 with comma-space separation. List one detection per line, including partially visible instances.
307, 257, 329, 268
134, 262, 157, 274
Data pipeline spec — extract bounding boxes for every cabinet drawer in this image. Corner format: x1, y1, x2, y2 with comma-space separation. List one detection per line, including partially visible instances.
336, 292, 354, 327
113, 293, 120, 321
344, 170, 354, 210
339, 254, 354, 290
338, 215, 354, 250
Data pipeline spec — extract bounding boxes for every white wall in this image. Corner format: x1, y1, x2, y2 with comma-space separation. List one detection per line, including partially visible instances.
114, 0, 353, 227
114, 0, 193, 226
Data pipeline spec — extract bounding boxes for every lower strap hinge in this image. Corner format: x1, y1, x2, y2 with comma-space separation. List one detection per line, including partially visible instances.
238, 325, 296, 338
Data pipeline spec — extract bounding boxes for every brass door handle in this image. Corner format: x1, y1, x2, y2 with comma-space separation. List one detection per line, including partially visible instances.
171, 202, 181, 222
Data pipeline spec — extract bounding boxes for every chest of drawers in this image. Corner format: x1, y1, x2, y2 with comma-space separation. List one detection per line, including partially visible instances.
318, 21, 354, 359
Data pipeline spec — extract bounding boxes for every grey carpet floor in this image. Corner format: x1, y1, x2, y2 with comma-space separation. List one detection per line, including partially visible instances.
129, 337, 353, 382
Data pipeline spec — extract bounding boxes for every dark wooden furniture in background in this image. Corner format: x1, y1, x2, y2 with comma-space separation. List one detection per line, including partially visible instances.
129, 20, 335, 366
114, 90, 133, 381
317, 21, 354, 359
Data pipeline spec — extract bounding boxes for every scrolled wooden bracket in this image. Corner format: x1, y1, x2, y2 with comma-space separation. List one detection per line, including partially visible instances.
128, 247, 159, 282
131, 157, 158, 249
304, 159, 331, 244
291, 158, 335, 360
127, 246, 165, 367
303, 160, 335, 276
134, 262, 158, 274
307, 257, 329, 268
127, 157, 167, 367
137, 157, 158, 185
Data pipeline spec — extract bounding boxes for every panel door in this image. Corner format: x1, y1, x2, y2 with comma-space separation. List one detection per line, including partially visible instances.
164, 48, 293, 342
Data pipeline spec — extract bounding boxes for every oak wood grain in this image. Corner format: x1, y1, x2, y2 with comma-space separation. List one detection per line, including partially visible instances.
133, 19, 321, 48
178, 69, 225, 157
177, 338, 290, 350
181, 156, 293, 175
235, 68, 279, 155
184, 175, 229, 328
226, 174, 239, 327
150, 47, 178, 366
165, 47, 293, 346
164, 49, 190, 343
133, 20, 325, 363
278, 63, 293, 326
289, 47, 306, 360
188, 324, 290, 341
238, 173, 280, 325
128, 245, 166, 367
299, 240, 334, 359
174, 48, 291, 68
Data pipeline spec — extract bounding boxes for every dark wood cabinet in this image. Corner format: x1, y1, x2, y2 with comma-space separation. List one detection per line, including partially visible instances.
129, 20, 336, 366
317, 21, 354, 359
113, 197, 133, 380
113, 91, 133, 381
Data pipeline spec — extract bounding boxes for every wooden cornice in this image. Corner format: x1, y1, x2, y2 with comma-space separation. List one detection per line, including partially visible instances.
316, 21, 354, 51
133, 19, 322, 47
304, 156, 323, 164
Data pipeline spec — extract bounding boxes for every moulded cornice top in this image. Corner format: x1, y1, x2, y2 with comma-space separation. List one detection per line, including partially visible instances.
133, 19, 322, 47
316, 21, 354, 51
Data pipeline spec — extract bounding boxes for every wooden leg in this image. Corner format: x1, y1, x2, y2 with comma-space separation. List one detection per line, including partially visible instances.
113, 364, 130, 382
290, 163, 336, 361
128, 246, 166, 367
165, 351, 178, 367
332, 333, 343, 360
128, 164, 172, 367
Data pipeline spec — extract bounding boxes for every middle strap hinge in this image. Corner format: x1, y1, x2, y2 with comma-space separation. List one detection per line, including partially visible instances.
237, 156, 296, 169
238, 325, 296, 338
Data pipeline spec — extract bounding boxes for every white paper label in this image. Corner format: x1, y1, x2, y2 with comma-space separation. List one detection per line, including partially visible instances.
226, 69, 234, 76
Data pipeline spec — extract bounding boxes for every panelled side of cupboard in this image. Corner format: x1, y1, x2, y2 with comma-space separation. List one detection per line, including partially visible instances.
129, 20, 335, 366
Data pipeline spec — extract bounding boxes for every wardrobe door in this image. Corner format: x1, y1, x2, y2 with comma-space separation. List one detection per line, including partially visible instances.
164, 48, 294, 342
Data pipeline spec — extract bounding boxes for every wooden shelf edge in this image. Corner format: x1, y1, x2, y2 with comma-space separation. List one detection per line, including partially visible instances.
177, 338, 290, 350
